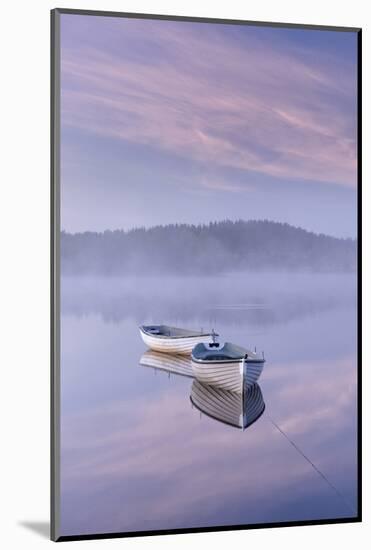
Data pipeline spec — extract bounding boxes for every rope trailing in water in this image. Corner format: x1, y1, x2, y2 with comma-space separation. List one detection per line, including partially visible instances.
267, 414, 356, 515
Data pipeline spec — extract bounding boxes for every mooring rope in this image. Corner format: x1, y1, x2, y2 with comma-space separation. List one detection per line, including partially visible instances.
267, 414, 356, 515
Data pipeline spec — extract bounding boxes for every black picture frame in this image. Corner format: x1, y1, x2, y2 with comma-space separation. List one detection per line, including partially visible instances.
51, 7, 362, 542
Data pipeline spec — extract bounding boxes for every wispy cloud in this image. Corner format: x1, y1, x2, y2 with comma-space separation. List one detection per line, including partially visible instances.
61, 17, 357, 188
199, 178, 251, 193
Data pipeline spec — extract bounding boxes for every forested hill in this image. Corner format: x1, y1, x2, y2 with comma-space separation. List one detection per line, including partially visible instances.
61, 220, 356, 275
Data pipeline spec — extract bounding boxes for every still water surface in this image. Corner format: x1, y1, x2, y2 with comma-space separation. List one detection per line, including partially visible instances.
60, 273, 357, 536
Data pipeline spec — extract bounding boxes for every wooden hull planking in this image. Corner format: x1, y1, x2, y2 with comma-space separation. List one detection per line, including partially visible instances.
140, 329, 212, 355
191, 358, 264, 393
191, 358, 244, 393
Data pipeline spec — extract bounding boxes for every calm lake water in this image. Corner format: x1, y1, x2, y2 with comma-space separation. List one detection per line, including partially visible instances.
60, 272, 358, 536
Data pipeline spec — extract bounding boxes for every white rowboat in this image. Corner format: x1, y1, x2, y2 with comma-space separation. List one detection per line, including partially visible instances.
191, 341, 265, 394
139, 325, 215, 355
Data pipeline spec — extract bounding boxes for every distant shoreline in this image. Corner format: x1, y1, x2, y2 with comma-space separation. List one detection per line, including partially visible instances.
61, 219, 356, 242
61, 219, 357, 276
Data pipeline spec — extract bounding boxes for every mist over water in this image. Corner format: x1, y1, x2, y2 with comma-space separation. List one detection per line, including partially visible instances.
60, 272, 357, 536
61, 271, 356, 327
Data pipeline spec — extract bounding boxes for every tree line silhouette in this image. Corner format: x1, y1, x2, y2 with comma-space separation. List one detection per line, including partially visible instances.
61, 219, 356, 275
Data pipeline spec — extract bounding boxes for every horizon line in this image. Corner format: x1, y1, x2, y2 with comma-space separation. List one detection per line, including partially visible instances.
61, 218, 357, 242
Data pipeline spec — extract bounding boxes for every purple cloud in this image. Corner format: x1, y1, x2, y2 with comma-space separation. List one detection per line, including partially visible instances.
61, 17, 357, 188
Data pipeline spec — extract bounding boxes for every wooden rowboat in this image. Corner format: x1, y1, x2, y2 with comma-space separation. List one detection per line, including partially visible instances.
139, 325, 215, 355
139, 350, 193, 378
190, 380, 265, 430
191, 341, 265, 394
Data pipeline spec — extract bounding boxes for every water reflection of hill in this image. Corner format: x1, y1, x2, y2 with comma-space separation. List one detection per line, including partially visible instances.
61, 273, 356, 327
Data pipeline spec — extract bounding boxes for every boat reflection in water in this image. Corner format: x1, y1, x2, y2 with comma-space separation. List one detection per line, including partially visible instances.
140, 351, 265, 431
191, 380, 265, 431
140, 350, 193, 378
